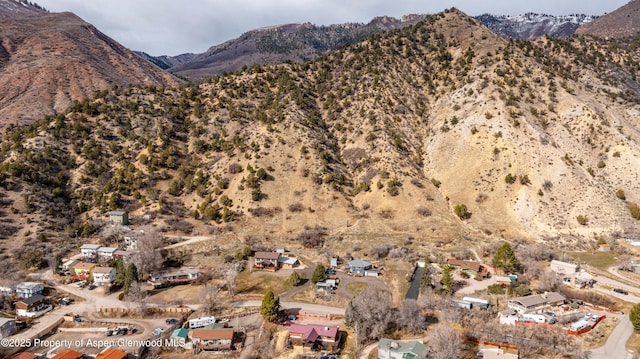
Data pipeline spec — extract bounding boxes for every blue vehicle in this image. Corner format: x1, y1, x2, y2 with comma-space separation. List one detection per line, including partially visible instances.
166, 318, 178, 325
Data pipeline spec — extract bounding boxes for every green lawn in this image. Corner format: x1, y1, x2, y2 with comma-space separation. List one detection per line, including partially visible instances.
568, 251, 617, 269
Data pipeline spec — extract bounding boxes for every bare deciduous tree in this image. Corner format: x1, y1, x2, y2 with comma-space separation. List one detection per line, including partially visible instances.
398, 299, 425, 334
200, 283, 220, 316
427, 323, 463, 359
224, 265, 239, 297
127, 281, 148, 313
345, 287, 392, 344
131, 227, 163, 277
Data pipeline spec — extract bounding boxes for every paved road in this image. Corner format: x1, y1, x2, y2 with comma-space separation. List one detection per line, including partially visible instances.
591, 313, 635, 359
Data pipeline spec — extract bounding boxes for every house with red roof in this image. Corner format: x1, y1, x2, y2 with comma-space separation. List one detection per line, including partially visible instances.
288, 324, 340, 351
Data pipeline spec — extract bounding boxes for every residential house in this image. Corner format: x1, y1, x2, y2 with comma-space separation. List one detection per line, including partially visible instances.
97, 247, 117, 262
15, 282, 44, 299
171, 328, 189, 346
15, 294, 51, 318
549, 260, 579, 275
495, 275, 518, 286
113, 249, 131, 260
316, 281, 335, 292
80, 243, 101, 260
149, 268, 202, 288
483, 350, 519, 359
288, 324, 340, 351
109, 210, 128, 225
123, 235, 139, 250
95, 349, 128, 359
0, 317, 16, 338
51, 351, 83, 359
6, 353, 40, 359
598, 243, 611, 252
253, 252, 281, 271
378, 338, 429, 359
92, 267, 116, 286
507, 292, 565, 314
0, 286, 13, 297
73, 262, 95, 276
447, 258, 489, 279
190, 329, 234, 351
346, 259, 372, 276
277, 255, 300, 269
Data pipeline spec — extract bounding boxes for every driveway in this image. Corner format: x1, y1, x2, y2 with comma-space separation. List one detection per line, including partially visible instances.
232, 300, 345, 316
591, 313, 635, 359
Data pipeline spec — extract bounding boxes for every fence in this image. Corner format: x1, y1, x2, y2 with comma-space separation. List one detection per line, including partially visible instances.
99, 307, 192, 314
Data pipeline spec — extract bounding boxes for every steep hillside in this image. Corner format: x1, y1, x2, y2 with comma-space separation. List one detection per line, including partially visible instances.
576, 0, 640, 38
0, 8, 639, 271
167, 15, 426, 80
134, 51, 196, 70
476, 13, 596, 39
0, 0, 180, 130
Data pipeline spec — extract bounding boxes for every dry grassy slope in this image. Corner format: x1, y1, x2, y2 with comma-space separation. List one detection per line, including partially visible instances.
576, 0, 640, 38
0, 4, 180, 129
2, 8, 640, 269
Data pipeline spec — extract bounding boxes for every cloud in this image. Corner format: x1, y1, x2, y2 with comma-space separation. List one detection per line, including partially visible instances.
36, 0, 629, 55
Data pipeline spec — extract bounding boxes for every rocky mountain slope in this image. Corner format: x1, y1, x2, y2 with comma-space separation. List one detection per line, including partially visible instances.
476, 13, 596, 40
163, 15, 426, 80
0, 8, 639, 270
0, 0, 180, 130
576, 0, 640, 38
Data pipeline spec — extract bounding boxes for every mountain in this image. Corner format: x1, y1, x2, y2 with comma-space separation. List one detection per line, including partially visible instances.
576, 0, 640, 38
164, 15, 426, 80
0, 0, 180, 130
0, 8, 639, 271
134, 51, 196, 70
475, 13, 596, 40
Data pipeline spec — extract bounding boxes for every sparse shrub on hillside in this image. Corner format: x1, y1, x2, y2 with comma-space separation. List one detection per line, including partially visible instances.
410, 178, 424, 188
542, 180, 553, 191
485, 112, 494, 119
379, 209, 394, 219
228, 162, 243, 174
504, 173, 517, 184
519, 175, 531, 185
629, 203, 640, 220
416, 206, 432, 217
386, 178, 402, 196
616, 189, 626, 200
250, 207, 281, 217
576, 215, 588, 226
369, 244, 392, 259
454, 204, 471, 220
613, 151, 621, 157
431, 178, 441, 188
288, 203, 304, 212
296, 225, 328, 248
597, 160, 606, 168
475, 193, 488, 203
586, 167, 595, 177
351, 182, 370, 196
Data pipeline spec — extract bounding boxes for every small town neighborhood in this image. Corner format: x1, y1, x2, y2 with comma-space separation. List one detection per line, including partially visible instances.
0, 211, 639, 359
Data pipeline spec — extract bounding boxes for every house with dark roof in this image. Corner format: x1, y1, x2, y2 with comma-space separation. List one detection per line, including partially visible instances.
507, 292, 565, 313
288, 324, 340, 351
190, 329, 235, 351
148, 267, 202, 288
253, 252, 281, 271
15, 294, 51, 318
0, 317, 16, 338
378, 338, 429, 359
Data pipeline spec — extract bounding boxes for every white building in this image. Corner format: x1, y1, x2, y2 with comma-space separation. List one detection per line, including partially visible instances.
15, 282, 44, 299
97, 247, 117, 261
92, 267, 116, 286
80, 243, 101, 259
550, 260, 579, 275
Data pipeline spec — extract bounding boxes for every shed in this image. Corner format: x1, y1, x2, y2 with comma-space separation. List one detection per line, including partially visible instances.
109, 210, 128, 225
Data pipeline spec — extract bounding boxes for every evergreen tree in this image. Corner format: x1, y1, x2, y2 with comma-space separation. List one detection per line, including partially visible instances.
420, 261, 432, 292
630, 303, 640, 332
441, 265, 454, 295
260, 290, 281, 322
53, 254, 62, 275
311, 264, 327, 284
123, 263, 138, 295
493, 242, 519, 274
114, 259, 125, 286
286, 271, 303, 287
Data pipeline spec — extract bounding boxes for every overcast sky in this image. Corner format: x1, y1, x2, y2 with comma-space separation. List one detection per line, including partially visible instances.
37, 0, 630, 56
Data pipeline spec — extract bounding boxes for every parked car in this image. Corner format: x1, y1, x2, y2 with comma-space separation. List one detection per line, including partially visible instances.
165, 318, 178, 325
326, 269, 336, 275
75, 281, 86, 288
151, 328, 165, 336
614, 288, 629, 295
106, 329, 114, 336
88, 284, 97, 290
